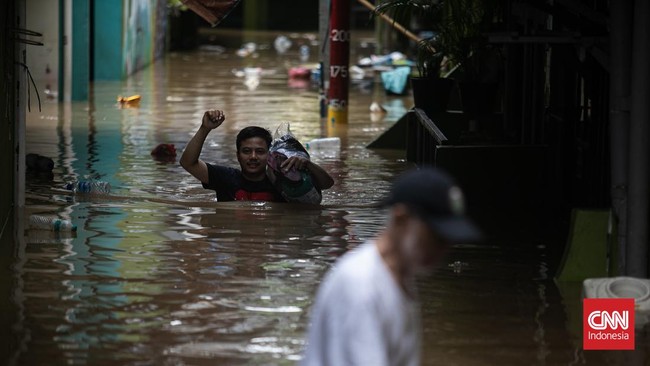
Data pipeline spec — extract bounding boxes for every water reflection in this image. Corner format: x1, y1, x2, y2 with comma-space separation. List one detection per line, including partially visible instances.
14, 29, 650, 365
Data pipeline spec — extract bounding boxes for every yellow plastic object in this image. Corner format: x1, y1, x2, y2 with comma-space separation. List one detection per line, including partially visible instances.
117, 95, 141, 107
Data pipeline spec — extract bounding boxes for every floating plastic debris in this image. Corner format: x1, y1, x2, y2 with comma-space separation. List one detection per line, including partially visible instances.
117, 95, 141, 107
274, 35, 292, 54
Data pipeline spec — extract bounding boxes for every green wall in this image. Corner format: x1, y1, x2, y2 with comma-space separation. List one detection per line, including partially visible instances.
72, 0, 90, 100
93, 0, 124, 80
94, 0, 167, 80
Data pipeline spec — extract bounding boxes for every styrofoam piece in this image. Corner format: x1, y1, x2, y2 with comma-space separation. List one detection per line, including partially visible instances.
583, 277, 650, 328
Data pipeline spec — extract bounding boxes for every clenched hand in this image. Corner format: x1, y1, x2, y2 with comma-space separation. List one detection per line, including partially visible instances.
202, 110, 225, 130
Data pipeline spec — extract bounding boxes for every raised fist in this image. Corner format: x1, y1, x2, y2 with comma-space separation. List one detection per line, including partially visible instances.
202, 110, 225, 130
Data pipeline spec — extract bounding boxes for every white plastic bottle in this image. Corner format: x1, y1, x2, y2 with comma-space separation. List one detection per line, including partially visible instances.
29, 215, 77, 232
300, 45, 310, 62
305, 137, 341, 155
274, 35, 292, 54
65, 180, 111, 194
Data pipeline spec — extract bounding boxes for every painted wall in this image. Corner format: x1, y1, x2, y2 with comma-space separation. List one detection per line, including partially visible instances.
123, 0, 153, 76
93, 0, 124, 80
71, 0, 90, 100
94, 0, 167, 80
25, 0, 59, 99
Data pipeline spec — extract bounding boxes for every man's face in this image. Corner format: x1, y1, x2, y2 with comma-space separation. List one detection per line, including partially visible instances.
237, 137, 269, 178
395, 209, 449, 275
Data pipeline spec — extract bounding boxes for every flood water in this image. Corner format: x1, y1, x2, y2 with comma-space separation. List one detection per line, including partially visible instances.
10, 30, 649, 365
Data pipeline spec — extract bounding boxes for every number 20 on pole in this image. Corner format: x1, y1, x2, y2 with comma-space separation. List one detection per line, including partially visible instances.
331, 29, 350, 42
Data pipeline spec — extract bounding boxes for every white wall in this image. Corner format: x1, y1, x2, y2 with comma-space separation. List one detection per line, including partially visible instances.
25, 0, 59, 99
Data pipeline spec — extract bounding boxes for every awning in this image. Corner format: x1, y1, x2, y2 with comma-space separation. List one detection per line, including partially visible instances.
181, 0, 242, 27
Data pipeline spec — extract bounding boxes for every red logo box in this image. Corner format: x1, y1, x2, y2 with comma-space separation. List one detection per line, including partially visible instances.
583, 298, 635, 350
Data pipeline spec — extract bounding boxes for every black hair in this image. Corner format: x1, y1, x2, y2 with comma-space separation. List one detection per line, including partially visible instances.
236, 126, 272, 151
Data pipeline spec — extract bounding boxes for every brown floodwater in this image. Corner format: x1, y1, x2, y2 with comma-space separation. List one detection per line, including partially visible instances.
10, 30, 649, 365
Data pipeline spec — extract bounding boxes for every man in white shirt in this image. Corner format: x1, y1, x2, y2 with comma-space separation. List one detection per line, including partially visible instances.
301, 168, 482, 366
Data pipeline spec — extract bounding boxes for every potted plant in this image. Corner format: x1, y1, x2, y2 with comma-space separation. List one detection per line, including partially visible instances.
437, 0, 504, 128
411, 37, 455, 114
373, 0, 454, 115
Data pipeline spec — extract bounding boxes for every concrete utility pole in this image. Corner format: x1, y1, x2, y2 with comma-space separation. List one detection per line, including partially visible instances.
627, 0, 650, 278
327, 0, 350, 125
609, 0, 632, 276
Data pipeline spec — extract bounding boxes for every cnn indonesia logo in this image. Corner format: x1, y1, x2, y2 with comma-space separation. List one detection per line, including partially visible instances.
583, 298, 635, 350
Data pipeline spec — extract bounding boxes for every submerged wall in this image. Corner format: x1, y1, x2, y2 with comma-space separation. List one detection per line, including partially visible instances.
94, 0, 168, 80
93, 0, 123, 80
20, 0, 168, 101
25, 0, 59, 99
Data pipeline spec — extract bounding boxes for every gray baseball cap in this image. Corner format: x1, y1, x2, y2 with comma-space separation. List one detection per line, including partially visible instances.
383, 168, 482, 243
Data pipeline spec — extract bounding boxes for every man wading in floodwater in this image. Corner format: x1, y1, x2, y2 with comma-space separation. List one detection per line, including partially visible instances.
180, 109, 334, 202
301, 168, 481, 366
